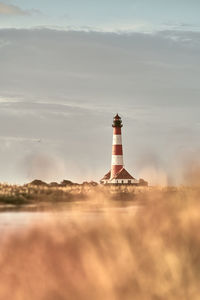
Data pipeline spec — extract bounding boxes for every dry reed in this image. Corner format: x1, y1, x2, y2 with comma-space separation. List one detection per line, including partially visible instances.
0, 186, 200, 299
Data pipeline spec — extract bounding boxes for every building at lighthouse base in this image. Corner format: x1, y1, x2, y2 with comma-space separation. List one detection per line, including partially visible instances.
100, 167, 140, 185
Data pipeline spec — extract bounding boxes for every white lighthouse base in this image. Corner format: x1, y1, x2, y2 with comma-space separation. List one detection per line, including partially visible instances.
109, 178, 138, 185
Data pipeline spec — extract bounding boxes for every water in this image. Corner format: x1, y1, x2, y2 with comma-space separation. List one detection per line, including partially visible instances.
0, 204, 139, 231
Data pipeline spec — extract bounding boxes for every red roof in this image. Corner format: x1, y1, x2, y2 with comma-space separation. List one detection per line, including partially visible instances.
112, 168, 135, 180
101, 170, 111, 180
101, 168, 135, 181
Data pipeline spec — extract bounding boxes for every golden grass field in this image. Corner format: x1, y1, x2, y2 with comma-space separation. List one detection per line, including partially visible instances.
0, 185, 200, 299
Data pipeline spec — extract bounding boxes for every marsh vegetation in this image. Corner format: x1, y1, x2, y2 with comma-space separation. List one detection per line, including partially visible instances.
0, 184, 200, 299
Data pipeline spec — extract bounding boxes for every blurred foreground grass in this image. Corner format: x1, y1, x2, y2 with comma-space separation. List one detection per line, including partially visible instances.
0, 185, 200, 299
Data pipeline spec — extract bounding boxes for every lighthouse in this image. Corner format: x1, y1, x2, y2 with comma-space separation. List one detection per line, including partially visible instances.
100, 114, 139, 185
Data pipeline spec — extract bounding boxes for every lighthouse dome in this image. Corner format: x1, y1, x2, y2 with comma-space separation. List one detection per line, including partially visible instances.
112, 114, 123, 128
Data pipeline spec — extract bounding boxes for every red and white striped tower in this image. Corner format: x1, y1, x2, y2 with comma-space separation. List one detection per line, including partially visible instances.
100, 114, 148, 185
111, 114, 124, 179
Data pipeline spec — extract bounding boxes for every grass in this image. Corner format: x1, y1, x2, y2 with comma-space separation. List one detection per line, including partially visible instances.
0, 182, 149, 209
0, 183, 89, 207
0, 195, 29, 205
0, 185, 200, 299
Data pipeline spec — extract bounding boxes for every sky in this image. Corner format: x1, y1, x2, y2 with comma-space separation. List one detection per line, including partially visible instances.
0, 1, 200, 185
1, 0, 200, 32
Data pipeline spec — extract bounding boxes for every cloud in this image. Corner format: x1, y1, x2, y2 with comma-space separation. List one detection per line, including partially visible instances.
0, 28, 200, 184
0, 2, 28, 15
